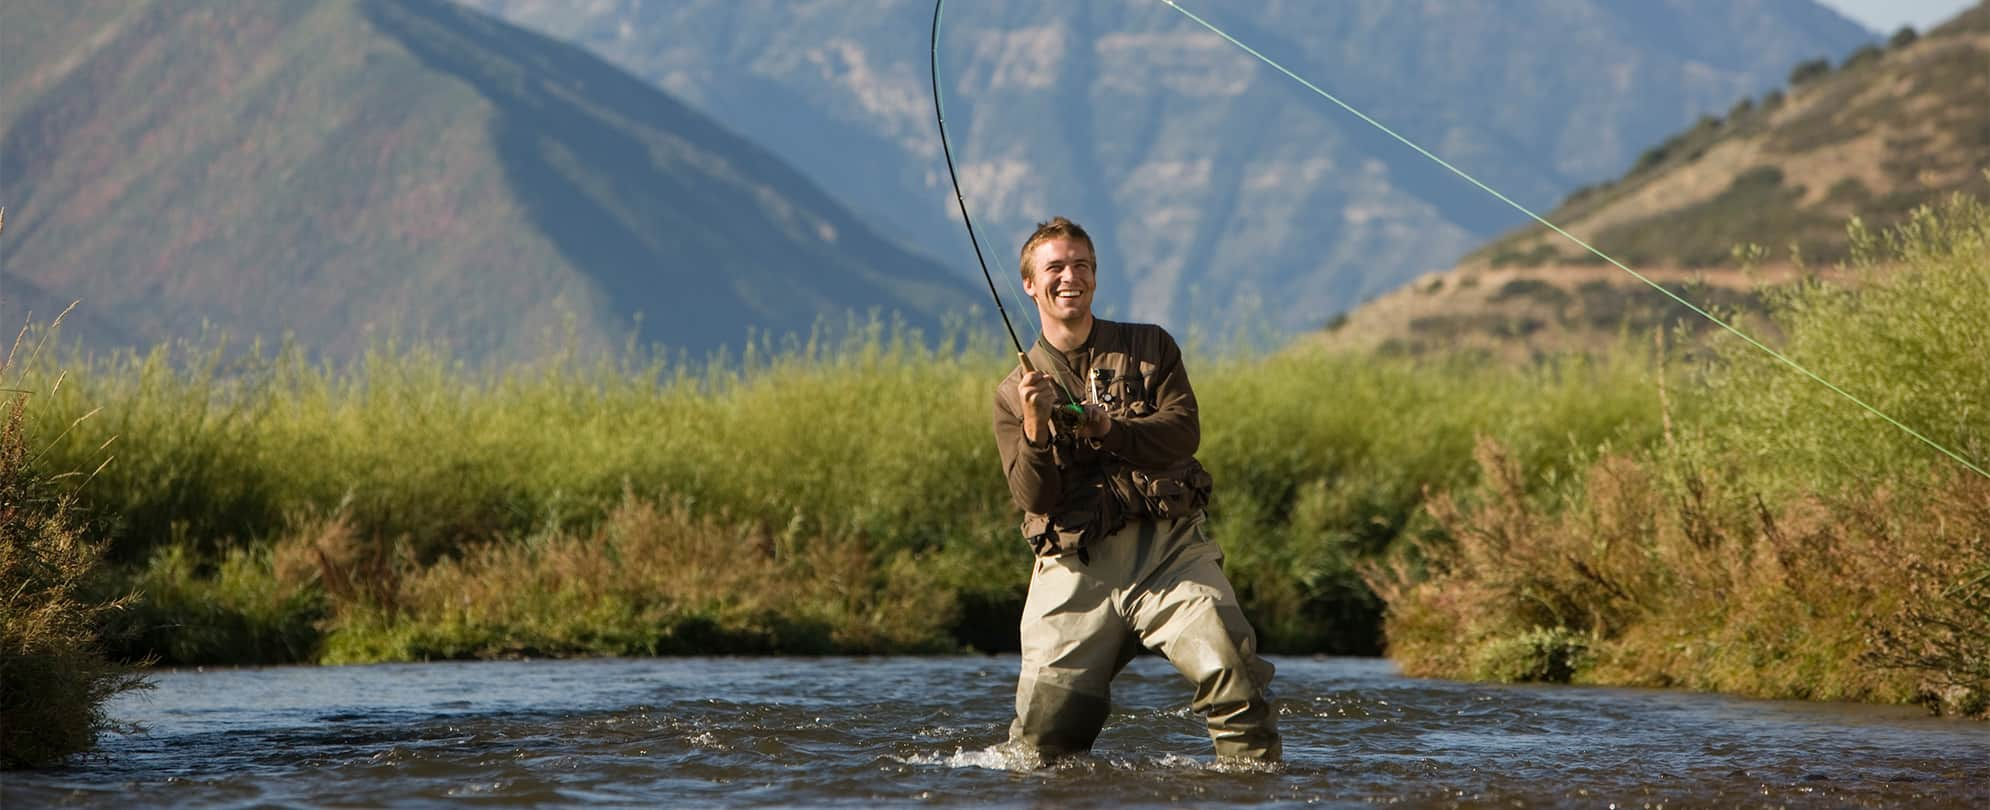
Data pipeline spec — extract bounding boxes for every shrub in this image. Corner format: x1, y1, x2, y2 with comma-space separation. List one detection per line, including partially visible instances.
101, 540, 324, 666
1473, 626, 1592, 683
1788, 57, 1832, 85
1, 309, 151, 769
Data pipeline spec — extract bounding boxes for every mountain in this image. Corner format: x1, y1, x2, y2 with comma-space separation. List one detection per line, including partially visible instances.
0, 0, 978, 362
455, 0, 1874, 340
1318, 3, 1990, 359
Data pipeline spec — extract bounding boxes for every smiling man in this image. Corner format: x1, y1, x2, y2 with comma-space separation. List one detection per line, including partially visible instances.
992, 216, 1281, 763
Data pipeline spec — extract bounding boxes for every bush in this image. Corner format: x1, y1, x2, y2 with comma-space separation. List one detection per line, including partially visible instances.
1, 309, 151, 769
1473, 627, 1591, 683
102, 541, 324, 666
1695, 194, 1990, 495
1789, 57, 1832, 85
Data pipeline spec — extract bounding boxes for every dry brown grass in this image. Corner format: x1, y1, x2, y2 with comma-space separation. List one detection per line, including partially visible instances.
1370, 438, 1990, 715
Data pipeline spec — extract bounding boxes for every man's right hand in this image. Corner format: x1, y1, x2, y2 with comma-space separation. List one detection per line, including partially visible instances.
1019, 369, 1057, 445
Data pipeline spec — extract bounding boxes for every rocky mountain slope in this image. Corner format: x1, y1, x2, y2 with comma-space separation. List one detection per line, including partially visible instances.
459, 0, 1873, 339
1319, 3, 1989, 359
0, 0, 977, 361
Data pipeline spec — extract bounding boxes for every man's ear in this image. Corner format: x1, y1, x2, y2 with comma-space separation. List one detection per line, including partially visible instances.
1021, 269, 1039, 299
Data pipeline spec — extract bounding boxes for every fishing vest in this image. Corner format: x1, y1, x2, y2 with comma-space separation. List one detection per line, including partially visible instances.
1007, 321, 1214, 558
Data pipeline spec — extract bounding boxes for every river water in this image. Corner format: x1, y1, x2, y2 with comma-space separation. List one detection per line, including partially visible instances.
5, 656, 1985, 808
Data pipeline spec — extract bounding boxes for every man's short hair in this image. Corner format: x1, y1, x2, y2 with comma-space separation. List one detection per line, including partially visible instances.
1019, 216, 1096, 282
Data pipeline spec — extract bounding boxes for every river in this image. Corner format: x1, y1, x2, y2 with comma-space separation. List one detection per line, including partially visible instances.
5, 656, 1985, 808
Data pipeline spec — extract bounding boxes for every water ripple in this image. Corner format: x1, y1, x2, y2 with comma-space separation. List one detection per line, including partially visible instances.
4, 657, 1986, 808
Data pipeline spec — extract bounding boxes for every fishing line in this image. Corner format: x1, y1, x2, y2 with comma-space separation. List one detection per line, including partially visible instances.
1157, 0, 1987, 480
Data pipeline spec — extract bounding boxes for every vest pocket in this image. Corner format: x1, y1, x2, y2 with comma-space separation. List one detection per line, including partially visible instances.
1129, 459, 1214, 520
1020, 483, 1124, 557
1020, 512, 1086, 557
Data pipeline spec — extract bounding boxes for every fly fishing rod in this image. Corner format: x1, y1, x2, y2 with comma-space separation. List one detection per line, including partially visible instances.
929, 0, 1086, 426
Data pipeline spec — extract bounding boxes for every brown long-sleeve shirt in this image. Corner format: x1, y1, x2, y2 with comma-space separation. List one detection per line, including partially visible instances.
993, 320, 1204, 553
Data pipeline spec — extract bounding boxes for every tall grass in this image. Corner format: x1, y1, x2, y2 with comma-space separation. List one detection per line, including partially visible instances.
1373, 195, 1990, 716
22, 307, 1661, 664
1201, 347, 1666, 652
1, 305, 152, 769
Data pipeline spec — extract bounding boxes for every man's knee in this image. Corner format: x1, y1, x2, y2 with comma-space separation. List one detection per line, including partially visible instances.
1010, 674, 1111, 756
1149, 597, 1259, 687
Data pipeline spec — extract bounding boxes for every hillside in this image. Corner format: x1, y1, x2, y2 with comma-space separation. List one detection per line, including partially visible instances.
0, 0, 977, 362
1320, 3, 1990, 359
457, 0, 1872, 340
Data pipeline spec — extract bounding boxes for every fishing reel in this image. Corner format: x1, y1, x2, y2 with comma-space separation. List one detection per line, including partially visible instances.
1051, 368, 1115, 435
1051, 400, 1087, 434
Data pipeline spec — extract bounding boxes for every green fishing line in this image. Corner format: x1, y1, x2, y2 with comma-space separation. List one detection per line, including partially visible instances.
1159, 0, 1986, 480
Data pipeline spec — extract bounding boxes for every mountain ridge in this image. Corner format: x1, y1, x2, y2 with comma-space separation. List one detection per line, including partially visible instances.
460, 0, 1875, 338
0, 0, 979, 362
1315, 2, 1990, 359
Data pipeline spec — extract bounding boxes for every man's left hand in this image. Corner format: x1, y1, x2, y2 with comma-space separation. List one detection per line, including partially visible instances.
1078, 403, 1113, 438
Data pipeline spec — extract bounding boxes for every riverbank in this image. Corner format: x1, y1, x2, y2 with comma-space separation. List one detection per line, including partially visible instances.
10, 197, 1985, 723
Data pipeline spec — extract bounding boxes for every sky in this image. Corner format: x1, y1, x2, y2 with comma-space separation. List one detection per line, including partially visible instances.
1817, 0, 1976, 33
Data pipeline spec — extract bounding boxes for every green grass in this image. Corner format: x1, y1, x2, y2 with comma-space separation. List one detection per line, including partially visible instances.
16, 304, 1665, 664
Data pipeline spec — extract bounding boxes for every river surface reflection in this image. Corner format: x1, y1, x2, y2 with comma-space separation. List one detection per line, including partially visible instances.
5, 656, 1985, 808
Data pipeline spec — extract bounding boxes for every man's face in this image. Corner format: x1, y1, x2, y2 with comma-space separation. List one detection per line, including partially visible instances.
1023, 237, 1097, 324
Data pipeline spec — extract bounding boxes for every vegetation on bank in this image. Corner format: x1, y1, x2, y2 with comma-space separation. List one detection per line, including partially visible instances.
1, 301, 152, 769
11, 197, 1985, 718
1373, 196, 1990, 716
19, 312, 1660, 666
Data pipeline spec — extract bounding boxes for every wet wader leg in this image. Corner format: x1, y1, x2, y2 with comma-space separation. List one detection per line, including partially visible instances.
1010, 553, 1132, 758
1129, 520, 1282, 761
